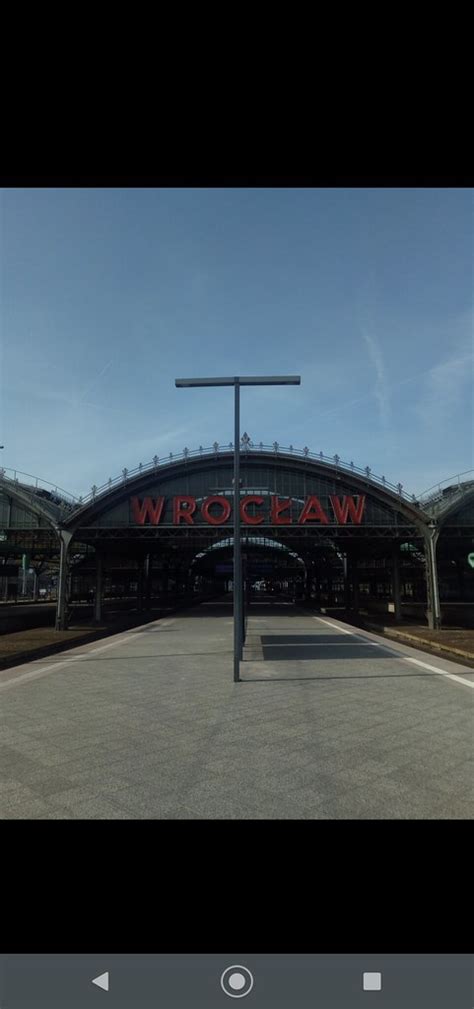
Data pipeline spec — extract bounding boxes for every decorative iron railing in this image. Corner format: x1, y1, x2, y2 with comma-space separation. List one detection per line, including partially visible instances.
73, 442, 420, 509
0, 467, 79, 508
8, 449, 469, 516
418, 470, 474, 510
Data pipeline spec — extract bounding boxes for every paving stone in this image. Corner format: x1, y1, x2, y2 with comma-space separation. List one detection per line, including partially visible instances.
1, 606, 472, 818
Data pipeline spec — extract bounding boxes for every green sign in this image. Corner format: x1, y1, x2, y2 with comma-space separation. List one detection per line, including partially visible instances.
468, 553, 474, 569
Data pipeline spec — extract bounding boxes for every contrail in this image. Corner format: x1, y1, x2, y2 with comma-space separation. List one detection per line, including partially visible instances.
76, 359, 113, 405
361, 325, 390, 426
317, 353, 473, 421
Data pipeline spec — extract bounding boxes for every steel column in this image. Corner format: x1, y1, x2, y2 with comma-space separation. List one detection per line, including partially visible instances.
392, 543, 402, 621
352, 555, 360, 613
137, 562, 144, 611
343, 552, 350, 610
94, 552, 103, 623
55, 529, 73, 631
144, 552, 152, 609
424, 527, 441, 630
429, 528, 441, 629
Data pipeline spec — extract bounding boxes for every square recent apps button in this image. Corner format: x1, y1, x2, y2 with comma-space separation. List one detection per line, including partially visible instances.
363, 972, 382, 991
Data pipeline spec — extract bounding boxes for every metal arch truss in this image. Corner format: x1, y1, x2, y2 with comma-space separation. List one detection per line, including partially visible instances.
75, 524, 422, 543
74, 444, 419, 509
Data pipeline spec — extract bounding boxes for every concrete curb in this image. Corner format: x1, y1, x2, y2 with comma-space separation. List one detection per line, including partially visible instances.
0, 628, 114, 672
361, 621, 474, 661
315, 608, 474, 662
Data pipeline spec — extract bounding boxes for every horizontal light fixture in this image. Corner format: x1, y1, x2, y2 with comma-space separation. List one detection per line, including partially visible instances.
175, 375, 301, 387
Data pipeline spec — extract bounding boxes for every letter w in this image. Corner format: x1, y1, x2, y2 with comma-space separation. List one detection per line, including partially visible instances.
131, 496, 165, 525
330, 495, 365, 525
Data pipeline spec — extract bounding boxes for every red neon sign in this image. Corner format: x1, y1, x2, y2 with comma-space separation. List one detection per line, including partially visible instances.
329, 494, 366, 525
131, 494, 366, 526
173, 495, 197, 525
240, 495, 265, 524
201, 495, 232, 525
270, 496, 292, 524
131, 496, 165, 525
298, 495, 330, 525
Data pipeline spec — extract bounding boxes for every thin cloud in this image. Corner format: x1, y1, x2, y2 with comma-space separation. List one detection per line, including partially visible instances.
75, 359, 113, 405
23, 386, 121, 413
416, 349, 473, 432
356, 268, 391, 427
360, 325, 391, 427
314, 343, 473, 425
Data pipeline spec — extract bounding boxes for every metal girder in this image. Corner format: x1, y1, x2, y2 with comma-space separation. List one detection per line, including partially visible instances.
4, 520, 471, 571
438, 526, 474, 539
76, 523, 421, 542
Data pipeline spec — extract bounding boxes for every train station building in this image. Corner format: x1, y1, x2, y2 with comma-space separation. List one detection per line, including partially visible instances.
1, 442, 473, 632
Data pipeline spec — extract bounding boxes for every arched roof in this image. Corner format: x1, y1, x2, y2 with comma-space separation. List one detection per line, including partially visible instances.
0, 475, 64, 530
9, 446, 473, 538
418, 470, 474, 515
192, 535, 306, 563
63, 446, 429, 533
435, 485, 474, 527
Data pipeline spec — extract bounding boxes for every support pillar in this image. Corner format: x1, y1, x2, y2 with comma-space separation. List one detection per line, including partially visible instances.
343, 553, 350, 610
55, 529, 73, 630
424, 527, 441, 630
144, 553, 152, 609
392, 543, 402, 621
33, 569, 39, 601
315, 571, 322, 609
137, 562, 144, 612
173, 565, 180, 599
351, 555, 360, 613
94, 552, 103, 623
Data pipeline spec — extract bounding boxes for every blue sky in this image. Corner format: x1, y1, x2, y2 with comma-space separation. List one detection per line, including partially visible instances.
1, 187, 472, 499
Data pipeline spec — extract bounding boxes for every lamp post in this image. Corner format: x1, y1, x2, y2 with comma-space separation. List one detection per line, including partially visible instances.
175, 375, 301, 681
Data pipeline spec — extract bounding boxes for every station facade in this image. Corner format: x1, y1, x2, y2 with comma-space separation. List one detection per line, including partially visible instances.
1, 443, 473, 632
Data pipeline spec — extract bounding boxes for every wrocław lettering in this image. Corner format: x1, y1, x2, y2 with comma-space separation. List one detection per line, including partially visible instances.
131, 494, 366, 526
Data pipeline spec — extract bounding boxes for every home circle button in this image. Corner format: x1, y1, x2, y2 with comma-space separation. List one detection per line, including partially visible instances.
221, 965, 254, 998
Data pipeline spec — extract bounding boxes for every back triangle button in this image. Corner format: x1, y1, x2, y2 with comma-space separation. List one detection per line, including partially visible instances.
92, 972, 109, 992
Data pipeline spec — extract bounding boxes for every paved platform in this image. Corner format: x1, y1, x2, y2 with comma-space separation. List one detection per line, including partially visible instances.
0, 601, 472, 819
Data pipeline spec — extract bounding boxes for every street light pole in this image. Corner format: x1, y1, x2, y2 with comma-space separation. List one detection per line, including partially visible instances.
175, 375, 301, 682
234, 379, 241, 680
